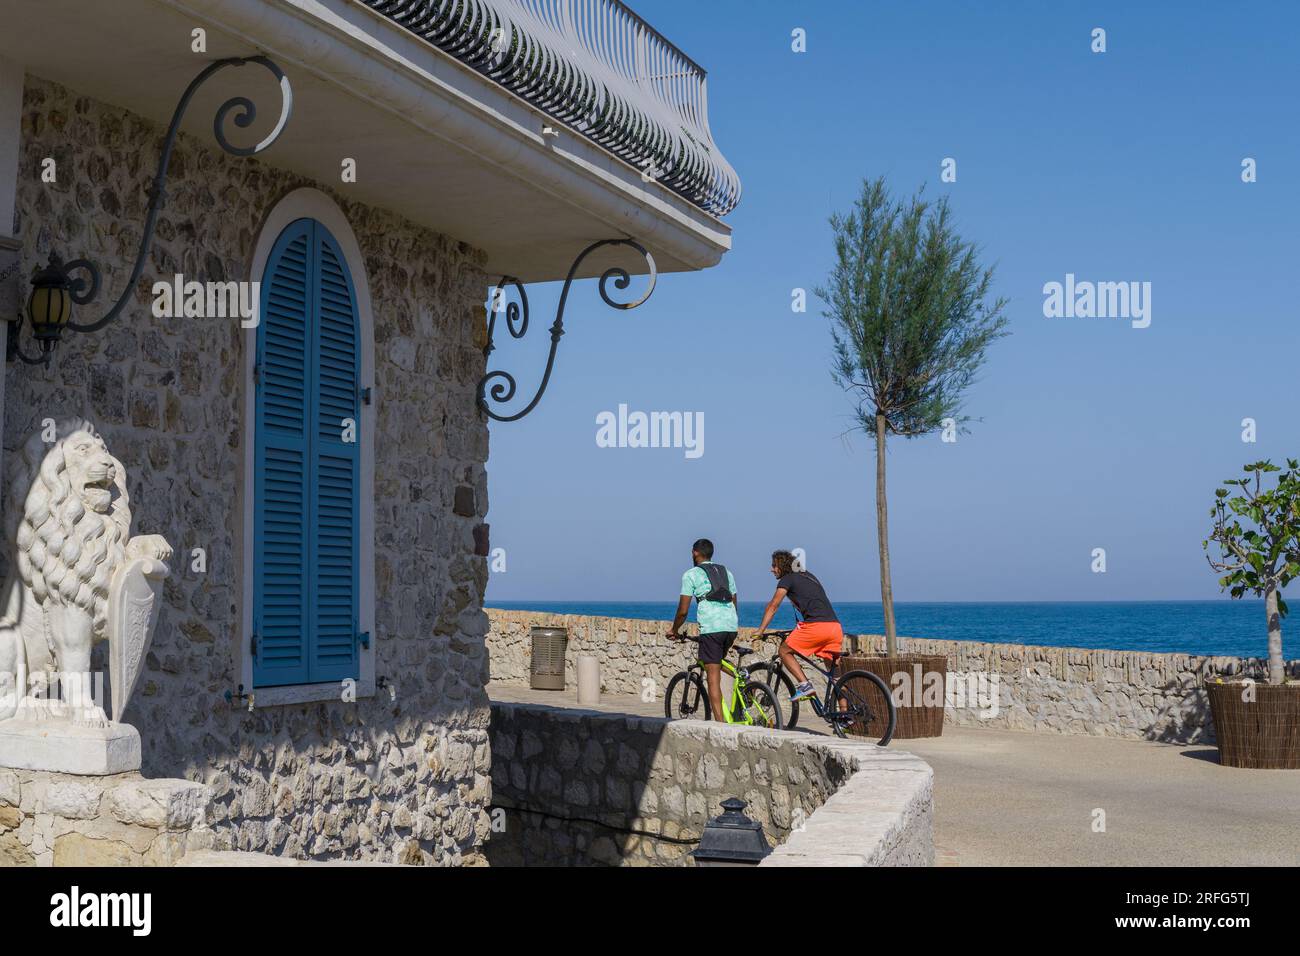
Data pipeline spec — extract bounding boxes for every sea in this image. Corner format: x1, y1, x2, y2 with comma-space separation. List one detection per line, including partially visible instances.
485, 600, 1276, 659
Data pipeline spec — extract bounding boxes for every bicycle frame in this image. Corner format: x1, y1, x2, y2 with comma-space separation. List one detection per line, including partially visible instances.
758, 642, 843, 721
686, 657, 755, 725
785, 650, 839, 718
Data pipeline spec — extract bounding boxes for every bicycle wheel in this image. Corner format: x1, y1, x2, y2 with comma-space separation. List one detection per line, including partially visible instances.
746, 661, 799, 730
828, 669, 896, 745
737, 680, 783, 730
664, 671, 711, 720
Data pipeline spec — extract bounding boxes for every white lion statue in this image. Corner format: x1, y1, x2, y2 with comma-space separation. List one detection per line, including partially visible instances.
0, 418, 171, 726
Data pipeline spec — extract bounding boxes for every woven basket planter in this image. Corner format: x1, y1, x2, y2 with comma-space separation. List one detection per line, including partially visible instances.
1206, 680, 1300, 769
839, 654, 948, 739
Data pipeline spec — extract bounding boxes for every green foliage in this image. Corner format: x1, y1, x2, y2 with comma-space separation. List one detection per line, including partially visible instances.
1203, 459, 1300, 617
816, 177, 1010, 437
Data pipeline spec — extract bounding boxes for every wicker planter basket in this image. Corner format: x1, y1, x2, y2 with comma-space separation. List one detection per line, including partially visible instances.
1205, 680, 1300, 769
839, 653, 948, 739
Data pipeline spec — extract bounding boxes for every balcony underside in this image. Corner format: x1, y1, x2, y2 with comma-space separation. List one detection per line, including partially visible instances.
0, 0, 732, 282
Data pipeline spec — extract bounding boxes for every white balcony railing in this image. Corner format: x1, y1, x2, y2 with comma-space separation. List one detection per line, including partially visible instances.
361, 0, 741, 216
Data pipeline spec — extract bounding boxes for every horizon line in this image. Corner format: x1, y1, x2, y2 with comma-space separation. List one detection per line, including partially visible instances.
486, 597, 1259, 606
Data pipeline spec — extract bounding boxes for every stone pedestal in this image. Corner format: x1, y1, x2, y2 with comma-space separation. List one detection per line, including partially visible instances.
0, 767, 214, 867
0, 720, 141, 775
0, 719, 213, 866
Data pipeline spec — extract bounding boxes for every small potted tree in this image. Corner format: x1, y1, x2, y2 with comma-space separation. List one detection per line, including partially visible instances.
817, 178, 1008, 738
1202, 459, 1300, 768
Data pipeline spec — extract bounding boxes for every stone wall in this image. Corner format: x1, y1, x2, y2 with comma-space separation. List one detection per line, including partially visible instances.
0, 767, 213, 866
486, 700, 932, 866
486, 609, 1299, 743
4, 76, 494, 864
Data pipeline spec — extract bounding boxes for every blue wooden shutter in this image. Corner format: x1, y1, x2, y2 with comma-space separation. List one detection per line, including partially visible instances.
254, 218, 362, 687
308, 229, 361, 683
253, 219, 312, 686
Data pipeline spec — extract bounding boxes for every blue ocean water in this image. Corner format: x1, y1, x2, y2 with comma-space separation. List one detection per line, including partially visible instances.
486, 600, 1277, 659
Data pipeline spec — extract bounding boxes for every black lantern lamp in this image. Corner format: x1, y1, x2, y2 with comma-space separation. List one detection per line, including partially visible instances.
6, 55, 292, 367
690, 798, 772, 866
9, 253, 98, 364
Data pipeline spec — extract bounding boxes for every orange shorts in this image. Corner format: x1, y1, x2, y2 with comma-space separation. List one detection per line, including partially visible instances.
785, 621, 843, 660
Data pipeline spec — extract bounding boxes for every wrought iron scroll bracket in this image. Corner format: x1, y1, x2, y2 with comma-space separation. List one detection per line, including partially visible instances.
476, 238, 657, 422
9, 55, 293, 363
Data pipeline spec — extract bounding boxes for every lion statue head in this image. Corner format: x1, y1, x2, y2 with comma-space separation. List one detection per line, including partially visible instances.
8, 418, 132, 638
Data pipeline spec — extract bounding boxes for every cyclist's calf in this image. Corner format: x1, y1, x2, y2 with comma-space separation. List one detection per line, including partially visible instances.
703, 662, 726, 722
778, 639, 809, 685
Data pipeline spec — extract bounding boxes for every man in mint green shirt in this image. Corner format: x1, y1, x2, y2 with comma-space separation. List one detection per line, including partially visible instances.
667, 538, 738, 722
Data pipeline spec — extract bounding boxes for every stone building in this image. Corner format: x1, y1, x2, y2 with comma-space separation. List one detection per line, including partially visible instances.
0, 0, 736, 864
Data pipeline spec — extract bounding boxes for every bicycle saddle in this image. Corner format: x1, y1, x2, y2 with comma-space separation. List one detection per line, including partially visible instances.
734, 646, 754, 659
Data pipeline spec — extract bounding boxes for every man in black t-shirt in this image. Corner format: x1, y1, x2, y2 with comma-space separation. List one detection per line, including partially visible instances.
755, 550, 845, 700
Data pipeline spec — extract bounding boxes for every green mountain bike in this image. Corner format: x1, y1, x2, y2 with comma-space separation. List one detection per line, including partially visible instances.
663, 640, 783, 729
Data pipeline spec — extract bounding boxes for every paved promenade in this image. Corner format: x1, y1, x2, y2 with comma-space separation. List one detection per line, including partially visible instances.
488, 683, 1300, 867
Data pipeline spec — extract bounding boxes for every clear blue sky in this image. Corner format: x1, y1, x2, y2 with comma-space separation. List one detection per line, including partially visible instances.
483, 0, 1299, 604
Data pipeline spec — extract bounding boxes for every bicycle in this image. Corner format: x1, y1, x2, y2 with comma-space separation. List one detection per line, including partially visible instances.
663, 638, 783, 730
747, 630, 896, 744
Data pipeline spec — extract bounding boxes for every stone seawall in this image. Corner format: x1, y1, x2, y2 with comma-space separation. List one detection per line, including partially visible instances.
486, 608, 1298, 743
486, 700, 932, 866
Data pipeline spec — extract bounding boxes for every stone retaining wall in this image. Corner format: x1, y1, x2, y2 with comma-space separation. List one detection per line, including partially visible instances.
0, 768, 213, 866
486, 700, 932, 866
486, 609, 1299, 743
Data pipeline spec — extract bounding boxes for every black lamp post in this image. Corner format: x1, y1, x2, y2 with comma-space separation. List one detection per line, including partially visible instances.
6, 55, 292, 366
690, 798, 772, 866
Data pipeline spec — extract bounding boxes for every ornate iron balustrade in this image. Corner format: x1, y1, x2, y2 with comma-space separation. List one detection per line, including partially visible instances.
361, 0, 741, 216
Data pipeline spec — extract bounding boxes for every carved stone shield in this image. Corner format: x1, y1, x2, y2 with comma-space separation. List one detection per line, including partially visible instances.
107, 556, 169, 723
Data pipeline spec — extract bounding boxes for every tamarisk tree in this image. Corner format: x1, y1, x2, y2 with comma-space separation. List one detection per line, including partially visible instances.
817, 178, 1008, 655
1204, 459, 1300, 685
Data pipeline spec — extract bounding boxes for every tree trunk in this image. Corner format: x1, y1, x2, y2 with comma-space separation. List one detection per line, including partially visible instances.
1265, 584, 1284, 685
874, 412, 898, 656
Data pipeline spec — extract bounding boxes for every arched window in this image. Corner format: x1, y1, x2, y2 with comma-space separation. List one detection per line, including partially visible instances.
252, 217, 362, 687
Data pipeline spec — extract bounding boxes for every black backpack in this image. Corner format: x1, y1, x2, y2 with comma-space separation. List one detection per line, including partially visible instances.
697, 563, 733, 603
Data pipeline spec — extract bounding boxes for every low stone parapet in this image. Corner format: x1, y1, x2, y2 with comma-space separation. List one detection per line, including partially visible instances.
486, 608, 1297, 743
487, 700, 933, 866
761, 744, 932, 866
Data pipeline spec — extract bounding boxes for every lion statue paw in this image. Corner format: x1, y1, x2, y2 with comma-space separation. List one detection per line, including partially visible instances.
129, 533, 173, 563
14, 696, 52, 722
71, 705, 110, 729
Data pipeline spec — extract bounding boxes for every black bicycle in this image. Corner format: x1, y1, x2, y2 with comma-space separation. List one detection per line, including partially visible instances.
748, 631, 896, 744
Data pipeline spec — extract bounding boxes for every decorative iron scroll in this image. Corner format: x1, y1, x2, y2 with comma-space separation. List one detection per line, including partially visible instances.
65, 56, 294, 335
477, 238, 657, 422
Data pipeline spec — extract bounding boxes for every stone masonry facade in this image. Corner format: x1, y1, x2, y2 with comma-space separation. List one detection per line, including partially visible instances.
3, 76, 495, 864
486, 609, 1300, 743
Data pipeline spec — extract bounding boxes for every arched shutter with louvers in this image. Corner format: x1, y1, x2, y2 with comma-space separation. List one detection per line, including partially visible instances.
309, 228, 362, 682
253, 218, 361, 687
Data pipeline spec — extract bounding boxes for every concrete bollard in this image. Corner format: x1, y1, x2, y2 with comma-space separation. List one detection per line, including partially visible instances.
576, 655, 600, 706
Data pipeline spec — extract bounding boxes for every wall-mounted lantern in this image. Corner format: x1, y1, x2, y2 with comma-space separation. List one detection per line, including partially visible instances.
6, 55, 293, 366
13, 253, 94, 363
